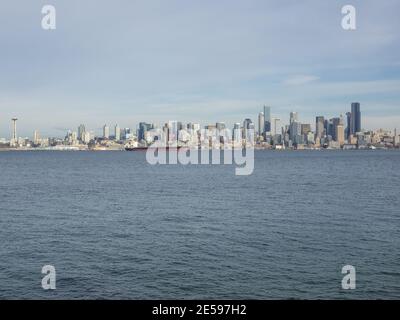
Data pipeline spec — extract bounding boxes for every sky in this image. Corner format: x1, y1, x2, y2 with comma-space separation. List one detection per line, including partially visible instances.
0, 0, 400, 138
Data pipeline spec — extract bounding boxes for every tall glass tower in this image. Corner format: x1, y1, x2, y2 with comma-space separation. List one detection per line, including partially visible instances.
290, 112, 298, 124
258, 112, 264, 136
351, 102, 361, 134
78, 124, 86, 140
263, 105, 271, 134
346, 112, 352, 138
315, 116, 324, 138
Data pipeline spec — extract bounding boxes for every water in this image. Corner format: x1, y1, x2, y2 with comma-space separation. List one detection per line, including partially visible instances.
0, 150, 399, 299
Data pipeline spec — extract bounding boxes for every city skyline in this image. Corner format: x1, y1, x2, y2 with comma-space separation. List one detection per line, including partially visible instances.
1, 99, 399, 138
1, 101, 399, 140
1, 0, 400, 137
2, 102, 400, 151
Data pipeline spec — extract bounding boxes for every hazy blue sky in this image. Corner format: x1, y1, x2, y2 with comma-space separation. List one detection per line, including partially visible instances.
1, 0, 399, 137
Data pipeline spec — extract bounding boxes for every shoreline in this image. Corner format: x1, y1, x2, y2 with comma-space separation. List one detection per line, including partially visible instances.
0, 147, 399, 152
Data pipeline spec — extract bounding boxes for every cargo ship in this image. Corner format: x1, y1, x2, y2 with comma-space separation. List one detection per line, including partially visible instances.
125, 146, 148, 151
125, 146, 186, 151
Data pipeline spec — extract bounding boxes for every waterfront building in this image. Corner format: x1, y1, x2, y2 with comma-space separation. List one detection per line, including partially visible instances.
329, 140, 341, 149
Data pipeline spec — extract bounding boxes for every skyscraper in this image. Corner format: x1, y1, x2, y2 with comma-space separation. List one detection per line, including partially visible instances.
243, 118, 253, 130
242, 119, 254, 143
331, 117, 342, 141
78, 124, 86, 140
258, 112, 264, 136
168, 120, 179, 142
138, 122, 153, 141
82, 131, 91, 144
11, 118, 18, 142
114, 124, 121, 141
290, 112, 298, 124
351, 102, 361, 134
336, 124, 345, 146
233, 123, 241, 142
124, 128, 132, 140
325, 119, 334, 137
324, 119, 329, 135
215, 122, 226, 144
301, 124, 311, 135
103, 124, 110, 139
316, 116, 324, 138
289, 121, 302, 143
273, 118, 280, 136
263, 106, 271, 134
33, 130, 40, 145
394, 128, 400, 146
215, 122, 226, 131
346, 112, 352, 139
192, 123, 201, 132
